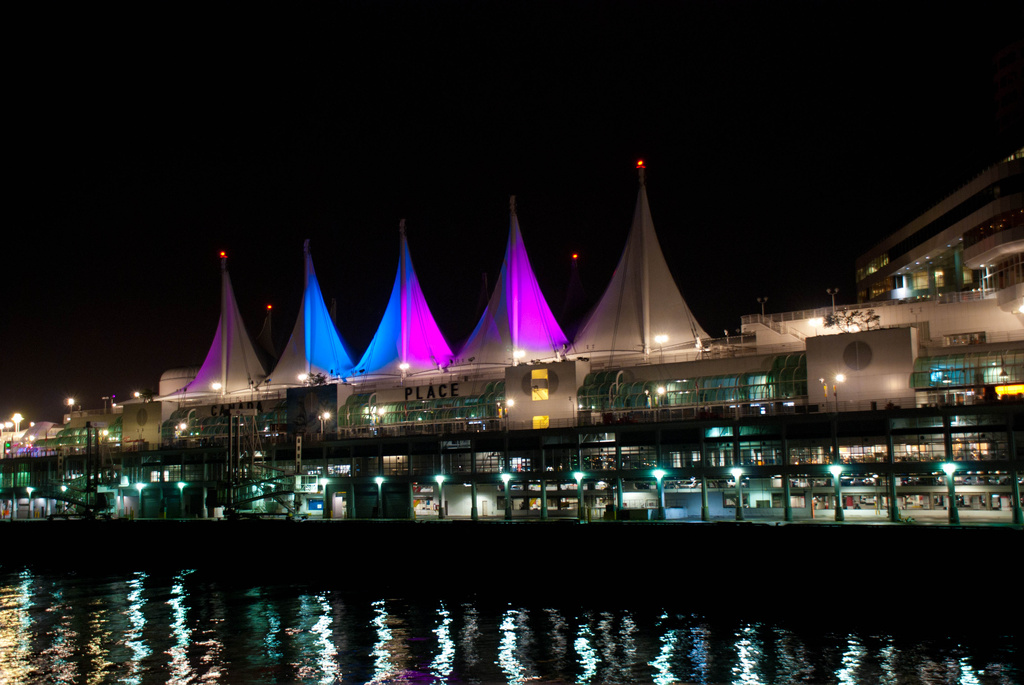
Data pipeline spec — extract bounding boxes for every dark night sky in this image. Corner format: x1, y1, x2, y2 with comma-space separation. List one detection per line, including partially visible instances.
4, 1, 1021, 424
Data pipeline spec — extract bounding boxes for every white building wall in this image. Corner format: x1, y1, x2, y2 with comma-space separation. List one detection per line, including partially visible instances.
805, 327, 919, 410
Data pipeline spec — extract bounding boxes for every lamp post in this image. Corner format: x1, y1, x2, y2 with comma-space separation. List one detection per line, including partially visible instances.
67, 398, 76, 423
654, 334, 668, 363
653, 469, 666, 520
177, 482, 186, 518
828, 464, 845, 522
60, 484, 68, 515
319, 478, 328, 518
319, 412, 331, 436
730, 467, 744, 521
827, 288, 839, 313
757, 297, 768, 318
834, 374, 845, 412
26, 486, 34, 519
435, 475, 445, 520
505, 398, 514, 431
375, 476, 384, 519
941, 463, 960, 524
573, 471, 585, 522
501, 473, 512, 520
135, 483, 145, 519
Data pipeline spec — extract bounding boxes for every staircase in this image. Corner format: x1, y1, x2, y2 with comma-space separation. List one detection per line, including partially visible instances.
219, 464, 296, 515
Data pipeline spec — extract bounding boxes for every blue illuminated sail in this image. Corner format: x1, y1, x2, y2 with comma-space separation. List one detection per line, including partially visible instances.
269, 240, 355, 385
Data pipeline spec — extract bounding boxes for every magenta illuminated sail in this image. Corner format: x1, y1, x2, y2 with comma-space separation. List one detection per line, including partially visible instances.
458, 197, 569, 366
355, 221, 454, 378
269, 240, 355, 385
572, 163, 708, 362
171, 253, 267, 396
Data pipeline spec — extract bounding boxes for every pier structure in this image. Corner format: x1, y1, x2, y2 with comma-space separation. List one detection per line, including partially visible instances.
3, 402, 1021, 526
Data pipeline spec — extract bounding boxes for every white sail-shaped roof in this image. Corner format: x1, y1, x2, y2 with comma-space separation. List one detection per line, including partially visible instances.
268, 240, 355, 385
163, 253, 267, 398
355, 221, 454, 379
572, 164, 708, 362
457, 197, 569, 367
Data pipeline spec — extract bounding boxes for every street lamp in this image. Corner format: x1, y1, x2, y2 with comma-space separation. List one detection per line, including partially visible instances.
827, 288, 839, 312
828, 464, 845, 522
319, 411, 331, 435
654, 334, 668, 362
177, 482, 186, 518
501, 473, 512, 520
26, 486, 34, 519
834, 374, 846, 412
653, 469, 666, 520
730, 467, 744, 521
573, 471, 585, 522
375, 476, 384, 519
135, 483, 145, 519
435, 475, 445, 520
941, 463, 960, 524
757, 297, 768, 318
319, 478, 329, 518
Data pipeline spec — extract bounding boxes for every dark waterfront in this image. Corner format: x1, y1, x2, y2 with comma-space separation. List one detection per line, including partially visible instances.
0, 566, 1019, 684
0, 521, 1020, 683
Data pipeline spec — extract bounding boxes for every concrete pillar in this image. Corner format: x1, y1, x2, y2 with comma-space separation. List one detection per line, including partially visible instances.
540, 476, 548, 520
1006, 411, 1023, 524
782, 424, 792, 522
699, 433, 710, 521
886, 420, 900, 522
539, 444, 548, 520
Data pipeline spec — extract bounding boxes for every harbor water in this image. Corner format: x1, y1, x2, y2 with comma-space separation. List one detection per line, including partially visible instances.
0, 566, 1020, 683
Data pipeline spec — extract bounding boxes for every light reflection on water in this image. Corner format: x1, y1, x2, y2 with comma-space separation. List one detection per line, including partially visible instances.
0, 568, 1018, 684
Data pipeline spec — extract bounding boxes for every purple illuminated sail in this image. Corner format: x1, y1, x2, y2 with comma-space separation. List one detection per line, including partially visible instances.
171, 252, 267, 396
458, 197, 569, 366
573, 163, 708, 362
356, 221, 454, 378
269, 240, 355, 385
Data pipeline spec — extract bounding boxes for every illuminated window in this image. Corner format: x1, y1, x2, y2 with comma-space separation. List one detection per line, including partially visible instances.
531, 369, 549, 401
532, 415, 550, 429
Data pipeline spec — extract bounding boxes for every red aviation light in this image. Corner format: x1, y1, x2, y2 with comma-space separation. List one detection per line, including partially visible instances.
572, 253, 578, 260
636, 160, 645, 168
219, 251, 227, 259
267, 304, 272, 311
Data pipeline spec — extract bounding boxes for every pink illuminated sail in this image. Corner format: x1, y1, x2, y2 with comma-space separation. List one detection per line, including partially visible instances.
269, 240, 355, 385
170, 252, 267, 396
458, 197, 569, 366
572, 163, 708, 362
355, 221, 454, 378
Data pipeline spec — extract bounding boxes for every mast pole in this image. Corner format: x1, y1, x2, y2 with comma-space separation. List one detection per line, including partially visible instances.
510, 195, 520, 363
638, 162, 651, 359
220, 251, 229, 394
399, 219, 409, 369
